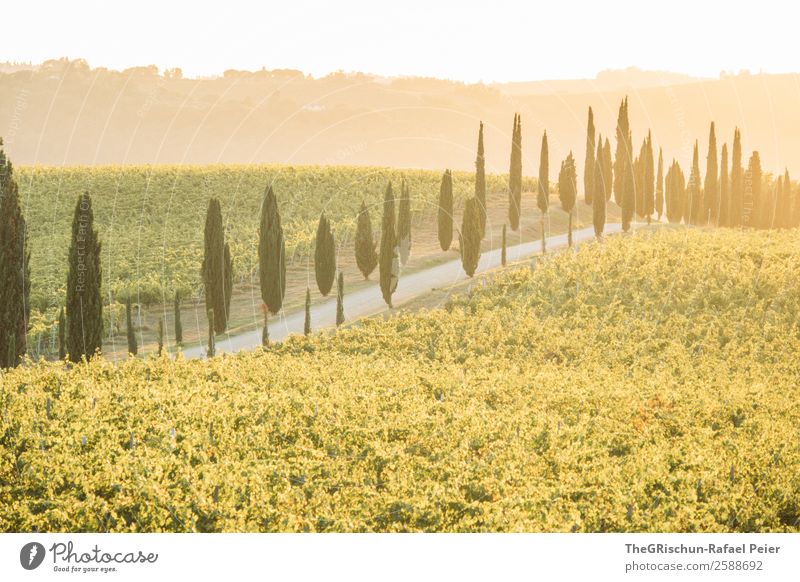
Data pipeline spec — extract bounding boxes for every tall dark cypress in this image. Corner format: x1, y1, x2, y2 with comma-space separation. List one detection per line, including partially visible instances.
687, 141, 703, 225
57, 306, 66, 360
635, 139, 646, 219
303, 287, 311, 336
730, 128, 743, 227
782, 169, 792, 228
397, 179, 412, 264
655, 147, 664, 221
460, 198, 481, 277
614, 97, 631, 207
583, 107, 595, 205
558, 152, 577, 247
745, 152, 762, 228
508, 114, 522, 230
616, 98, 635, 231
704, 122, 718, 225
202, 198, 231, 334
379, 182, 398, 307
475, 122, 487, 236
125, 297, 137, 356
644, 131, 654, 223
258, 186, 286, 314
665, 162, 674, 222
66, 192, 102, 362
537, 130, 549, 252
314, 213, 336, 296
666, 160, 686, 224
156, 317, 165, 356
173, 291, 183, 346
355, 201, 378, 279
335, 271, 345, 327
0, 142, 30, 368
438, 170, 454, 250
718, 143, 729, 226
592, 138, 606, 238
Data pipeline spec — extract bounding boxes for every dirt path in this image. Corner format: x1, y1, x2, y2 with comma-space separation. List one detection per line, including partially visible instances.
181, 223, 622, 359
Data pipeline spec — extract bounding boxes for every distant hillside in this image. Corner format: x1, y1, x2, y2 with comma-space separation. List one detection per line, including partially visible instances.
492, 67, 706, 95
1, 59, 798, 176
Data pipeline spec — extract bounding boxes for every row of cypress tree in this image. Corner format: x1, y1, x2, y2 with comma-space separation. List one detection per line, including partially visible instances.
585, 100, 800, 233
2, 101, 799, 366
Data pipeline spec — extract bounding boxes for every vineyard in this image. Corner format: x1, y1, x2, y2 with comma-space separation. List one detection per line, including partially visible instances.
19, 164, 535, 348
1, 227, 798, 532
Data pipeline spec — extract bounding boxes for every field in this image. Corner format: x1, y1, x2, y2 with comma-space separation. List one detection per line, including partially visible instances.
18, 164, 613, 358
21, 164, 516, 307
1, 228, 798, 532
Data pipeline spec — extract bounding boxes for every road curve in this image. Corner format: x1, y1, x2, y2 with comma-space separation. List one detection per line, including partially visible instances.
181, 223, 623, 359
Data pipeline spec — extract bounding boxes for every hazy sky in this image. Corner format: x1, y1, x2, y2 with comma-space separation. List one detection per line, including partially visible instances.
6, 0, 799, 81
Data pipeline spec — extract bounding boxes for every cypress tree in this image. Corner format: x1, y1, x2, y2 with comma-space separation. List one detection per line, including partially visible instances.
355, 201, 378, 279
704, 122, 718, 225
379, 182, 398, 307
207, 309, 215, 357
202, 198, 232, 334
584, 106, 595, 205
666, 160, 686, 224
558, 151, 577, 247
616, 98, 635, 232
475, 122, 487, 236
644, 131, 654, 223
508, 114, 522, 230
679, 163, 688, 224
501, 223, 507, 267
398, 179, 412, 265
537, 130, 549, 252
438, 170, 454, 250
66, 192, 102, 362
156, 317, 164, 356
314, 213, 336, 296
460, 198, 482, 277
125, 297, 137, 356
593, 138, 606, 239
336, 271, 345, 327
730, 128, 743, 227
258, 186, 286, 314
634, 140, 646, 219
0, 141, 30, 368
782, 169, 792, 228
613, 97, 631, 207
173, 291, 183, 346
745, 152, 762, 228
718, 143, 729, 226
687, 141, 703, 225
603, 137, 613, 202
665, 162, 673, 222
655, 147, 664, 221
303, 287, 311, 336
